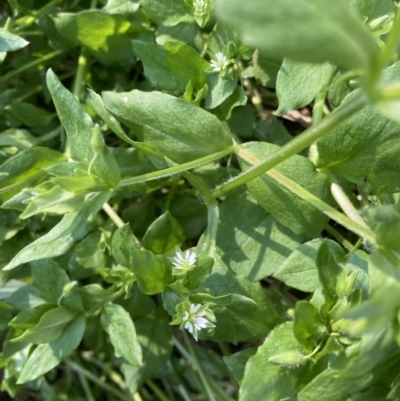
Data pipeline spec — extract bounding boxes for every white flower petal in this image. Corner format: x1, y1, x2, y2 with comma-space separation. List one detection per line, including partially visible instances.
191, 303, 202, 314
197, 311, 206, 317
183, 312, 189, 322
185, 321, 194, 333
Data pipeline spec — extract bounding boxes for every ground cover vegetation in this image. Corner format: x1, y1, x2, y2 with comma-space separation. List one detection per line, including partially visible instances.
1, 0, 400, 400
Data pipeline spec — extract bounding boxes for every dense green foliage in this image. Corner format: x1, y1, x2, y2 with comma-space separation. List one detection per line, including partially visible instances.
1, 0, 400, 400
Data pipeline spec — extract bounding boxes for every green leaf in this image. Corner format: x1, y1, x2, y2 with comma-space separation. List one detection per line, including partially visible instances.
316, 80, 400, 195
46, 71, 121, 188
111, 224, 173, 295
17, 314, 85, 384
101, 302, 142, 366
199, 257, 279, 343
11, 306, 77, 344
240, 322, 308, 401
223, 347, 257, 385
31, 259, 69, 304
350, 0, 394, 20
52, 11, 135, 64
122, 309, 172, 394
102, 89, 233, 164
293, 301, 324, 348
76, 230, 107, 270
142, 211, 185, 255
6, 285, 45, 311
4, 103, 54, 127
88, 89, 167, 169
0, 147, 66, 201
139, 0, 193, 27
104, 0, 140, 15
79, 284, 112, 310
0, 28, 29, 52
20, 184, 87, 219
238, 142, 330, 237
276, 59, 335, 114
8, 304, 55, 330
274, 239, 345, 292
132, 40, 208, 92
215, 0, 379, 71
190, 293, 257, 308
216, 189, 303, 281
3, 191, 111, 270
0, 129, 58, 151
204, 74, 238, 110
316, 240, 342, 304
211, 84, 247, 121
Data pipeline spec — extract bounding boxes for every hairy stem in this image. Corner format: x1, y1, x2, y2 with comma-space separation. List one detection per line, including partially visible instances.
209, 91, 368, 198
118, 147, 233, 188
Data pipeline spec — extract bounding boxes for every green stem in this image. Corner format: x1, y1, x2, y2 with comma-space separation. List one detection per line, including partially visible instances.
324, 224, 356, 252
370, 6, 400, 89
146, 380, 170, 401
209, 92, 368, 198
237, 148, 376, 243
73, 48, 90, 101
0, 50, 63, 84
182, 172, 219, 254
66, 361, 130, 401
182, 333, 217, 401
312, 91, 327, 126
118, 147, 233, 189
15, 0, 61, 32
77, 367, 96, 401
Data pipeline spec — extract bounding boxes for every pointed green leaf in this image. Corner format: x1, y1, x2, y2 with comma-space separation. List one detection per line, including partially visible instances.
3, 191, 111, 270
142, 211, 185, 255
0, 28, 29, 52
112, 224, 173, 295
17, 315, 85, 384
132, 40, 208, 92
102, 89, 233, 164
276, 59, 335, 114
101, 302, 142, 366
12, 306, 77, 344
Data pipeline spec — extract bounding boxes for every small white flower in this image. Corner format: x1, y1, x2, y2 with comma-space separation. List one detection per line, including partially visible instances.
182, 303, 210, 336
172, 250, 196, 271
210, 52, 229, 73
193, 0, 207, 15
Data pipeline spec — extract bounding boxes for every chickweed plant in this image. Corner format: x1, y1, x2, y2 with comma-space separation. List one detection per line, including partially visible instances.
1, 0, 400, 400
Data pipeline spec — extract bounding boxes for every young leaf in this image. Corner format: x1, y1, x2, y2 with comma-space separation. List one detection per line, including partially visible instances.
238, 142, 330, 237
17, 315, 86, 384
215, 0, 379, 71
111, 224, 173, 295
293, 301, 324, 348
101, 303, 142, 366
217, 189, 303, 281
142, 211, 185, 255
276, 59, 335, 114
131, 40, 208, 92
8, 304, 56, 330
102, 89, 233, 164
0, 28, 29, 52
316, 240, 342, 304
11, 306, 77, 344
3, 191, 111, 270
